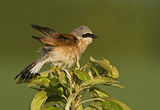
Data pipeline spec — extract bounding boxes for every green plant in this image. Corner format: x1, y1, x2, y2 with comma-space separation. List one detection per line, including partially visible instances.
16, 57, 131, 110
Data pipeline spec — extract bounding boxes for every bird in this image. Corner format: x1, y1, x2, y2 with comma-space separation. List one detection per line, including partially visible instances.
15, 24, 98, 81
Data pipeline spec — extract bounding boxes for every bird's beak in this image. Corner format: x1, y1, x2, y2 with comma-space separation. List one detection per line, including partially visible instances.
91, 34, 98, 39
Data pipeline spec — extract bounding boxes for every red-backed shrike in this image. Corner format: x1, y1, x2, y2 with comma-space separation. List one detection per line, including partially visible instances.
15, 25, 98, 81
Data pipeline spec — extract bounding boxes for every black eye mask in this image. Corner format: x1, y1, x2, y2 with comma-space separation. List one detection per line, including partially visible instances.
82, 33, 98, 39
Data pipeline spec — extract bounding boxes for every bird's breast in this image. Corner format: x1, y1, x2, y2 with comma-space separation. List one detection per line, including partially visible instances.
47, 45, 81, 68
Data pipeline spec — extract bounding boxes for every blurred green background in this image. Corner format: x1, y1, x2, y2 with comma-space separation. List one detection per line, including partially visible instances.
0, 0, 160, 110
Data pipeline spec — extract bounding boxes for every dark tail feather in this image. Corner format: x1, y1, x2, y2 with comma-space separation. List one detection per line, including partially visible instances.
14, 62, 40, 83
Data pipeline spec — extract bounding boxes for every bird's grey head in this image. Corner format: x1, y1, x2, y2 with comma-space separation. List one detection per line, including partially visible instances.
70, 25, 98, 45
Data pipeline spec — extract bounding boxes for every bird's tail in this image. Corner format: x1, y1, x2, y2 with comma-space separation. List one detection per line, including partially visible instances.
15, 57, 48, 82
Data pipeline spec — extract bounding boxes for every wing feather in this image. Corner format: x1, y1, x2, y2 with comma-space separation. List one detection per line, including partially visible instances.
53, 34, 79, 46
32, 34, 78, 46
31, 24, 58, 37
31, 24, 78, 47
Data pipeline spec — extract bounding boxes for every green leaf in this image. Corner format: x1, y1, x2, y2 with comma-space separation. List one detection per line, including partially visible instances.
102, 101, 123, 110
57, 70, 68, 87
90, 57, 119, 79
40, 71, 50, 77
43, 95, 66, 110
43, 106, 58, 110
31, 90, 48, 110
76, 104, 83, 110
49, 77, 59, 87
88, 70, 93, 79
84, 101, 103, 110
48, 86, 64, 96
90, 87, 109, 98
27, 77, 50, 88
103, 97, 131, 110
89, 65, 100, 76
74, 69, 91, 81
107, 83, 124, 88
107, 66, 119, 79
80, 76, 118, 89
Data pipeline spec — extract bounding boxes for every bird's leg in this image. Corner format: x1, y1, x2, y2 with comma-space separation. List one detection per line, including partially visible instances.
76, 57, 80, 69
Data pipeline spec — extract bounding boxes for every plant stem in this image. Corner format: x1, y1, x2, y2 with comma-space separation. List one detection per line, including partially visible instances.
62, 68, 73, 94
71, 86, 81, 110
65, 95, 73, 110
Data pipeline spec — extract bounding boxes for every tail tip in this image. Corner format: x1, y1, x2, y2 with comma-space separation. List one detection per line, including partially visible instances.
14, 72, 40, 83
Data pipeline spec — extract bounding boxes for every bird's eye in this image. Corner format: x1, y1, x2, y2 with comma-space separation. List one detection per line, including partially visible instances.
82, 33, 93, 38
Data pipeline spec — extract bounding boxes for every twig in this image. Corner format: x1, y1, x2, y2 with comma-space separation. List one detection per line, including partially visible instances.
62, 68, 73, 95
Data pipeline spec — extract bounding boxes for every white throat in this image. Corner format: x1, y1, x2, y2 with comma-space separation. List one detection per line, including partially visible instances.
82, 37, 93, 45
